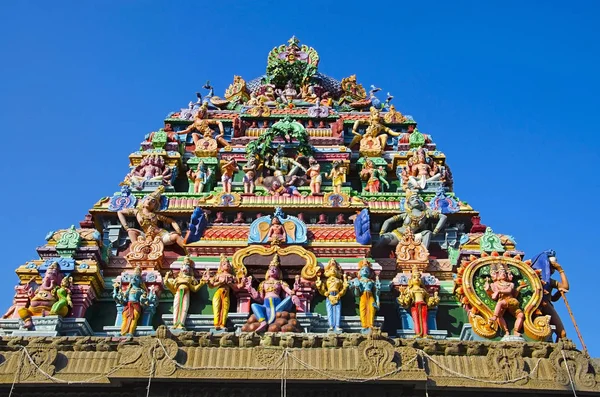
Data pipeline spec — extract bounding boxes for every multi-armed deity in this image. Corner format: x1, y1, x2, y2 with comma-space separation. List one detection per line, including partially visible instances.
112, 266, 157, 336
397, 265, 440, 338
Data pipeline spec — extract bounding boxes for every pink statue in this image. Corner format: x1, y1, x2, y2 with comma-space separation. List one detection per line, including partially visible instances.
221, 158, 238, 194
484, 263, 526, 337
267, 218, 287, 243
126, 155, 172, 188
305, 156, 322, 195
401, 148, 442, 191
18, 262, 66, 329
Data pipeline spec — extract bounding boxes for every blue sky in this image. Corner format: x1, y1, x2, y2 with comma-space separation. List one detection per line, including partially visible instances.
0, 1, 598, 354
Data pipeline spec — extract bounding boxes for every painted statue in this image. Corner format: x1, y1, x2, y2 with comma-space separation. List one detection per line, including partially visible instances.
350, 107, 400, 155
268, 180, 302, 197
50, 276, 73, 316
117, 186, 187, 251
242, 157, 258, 194
206, 254, 245, 330
265, 145, 307, 187
360, 158, 389, 193
177, 102, 228, 148
531, 250, 569, 341
277, 80, 301, 103
315, 259, 349, 332
18, 262, 67, 328
401, 148, 443, 190
383, 104, 407, 124
187, 161, 212, 193
483, 262, 526, 338
163, 257, 206, 330
378, 190, 447, 250
305, 156, 322, 195
245, 254, 301, 332
326, 160, 346, 194
349, 259, 380, 333
112, 266, 157, 336
267, 217, 287, 243
397, 265, 440, 337
220, 158, 238, 194
125, 155, 172, 188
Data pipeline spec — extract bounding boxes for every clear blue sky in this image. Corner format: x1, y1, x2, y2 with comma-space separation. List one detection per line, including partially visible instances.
0, 1, 598, 354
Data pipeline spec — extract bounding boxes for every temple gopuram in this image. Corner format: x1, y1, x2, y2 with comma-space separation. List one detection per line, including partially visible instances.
0, 37, 597, 397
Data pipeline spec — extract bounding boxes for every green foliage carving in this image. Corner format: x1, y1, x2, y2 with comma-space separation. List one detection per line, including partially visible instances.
246, 115, 313, 159
266, 58, 317, 88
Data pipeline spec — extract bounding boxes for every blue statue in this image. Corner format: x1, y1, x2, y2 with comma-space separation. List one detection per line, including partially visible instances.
184, 207, 209, 244
351, 208, 372, 245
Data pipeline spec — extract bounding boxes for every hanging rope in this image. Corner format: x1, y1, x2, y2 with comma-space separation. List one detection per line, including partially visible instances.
8, 348, 24, 397
146, 345, 156, 397
561, 350, 578, 397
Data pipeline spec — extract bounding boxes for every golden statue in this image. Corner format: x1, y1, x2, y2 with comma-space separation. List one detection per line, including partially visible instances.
224, 75, 250, 103
397, 265, 440, 337
315, 259, 349, 332
177, 103, 228, 154
383, 104, 407, 123
205, 254, 245, 330
350, 107, 401, 156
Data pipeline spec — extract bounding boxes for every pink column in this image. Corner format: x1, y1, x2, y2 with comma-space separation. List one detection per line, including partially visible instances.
70, 285, 97, 318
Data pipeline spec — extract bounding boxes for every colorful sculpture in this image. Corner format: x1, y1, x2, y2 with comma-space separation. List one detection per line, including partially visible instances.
220, 158, 238, 194
163, 258, 206, 330
397, 265, 440, 338
351, 107, 400, 156
18, 262, 67, 328
206, 254, 245, 330
378, 190, 447, 250
117, 186, 187, 251
187, 161, 212, 193
315, 259, 349, 332
177, 103, 228, 149
401, 148, 443, 191
246, 254, 301, 332
125, 155, 173, 189
349, 259, 380, 333
484, 262, 527, 337
306, 156, 322, 195
326, 160, 346, 194
50, 276, 73, 316
242, 157, 258, 194
360, 158, 389, 193
112, 266, 157, 336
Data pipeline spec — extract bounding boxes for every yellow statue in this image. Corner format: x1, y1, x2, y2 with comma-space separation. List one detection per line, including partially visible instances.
349, 259, 381, 333
397, 265, 440, 338
163, 257, 207, 330
177, 103, 228, 149
350, 107, 400, 156
206, 254, 245, 330
315, 259, 349, 332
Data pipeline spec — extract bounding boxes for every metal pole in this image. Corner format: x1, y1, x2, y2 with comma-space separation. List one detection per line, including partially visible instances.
559, 290, 589, 357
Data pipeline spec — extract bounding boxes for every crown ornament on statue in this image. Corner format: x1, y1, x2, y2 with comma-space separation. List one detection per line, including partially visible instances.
269, 254, 281, 268
357, 258, 372, 270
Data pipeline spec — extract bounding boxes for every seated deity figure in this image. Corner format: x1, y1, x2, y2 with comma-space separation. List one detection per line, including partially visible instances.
245, 254, 301, 332
315, 259, 349, 332
267, 217, 287, 243
205, 254, 245, 330
360, 158, 389, 193
126, 155, 172, 188
397, 265, 440, 338
117, 186, 187, 251
349, 259, 381, 333
266, 145, 307, 187
113, 266, 157, 336
19, 262, 67, 329
177, 103, 228, 148
350, 107, 401, 155
401, 148, 442, 190
484, 263, 526, 337
163, 257, 207, 330
378, 190, 447, 250
277, 80, 301, 103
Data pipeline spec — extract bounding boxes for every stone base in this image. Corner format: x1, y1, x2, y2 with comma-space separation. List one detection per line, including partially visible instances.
296, 313, 385, 333
459, 323, 555, 342
103, 325, 155, 337
0, 316, 93, 337
501, 334, 526, 342
396, 329, 448, 340
162, 313, 250, 332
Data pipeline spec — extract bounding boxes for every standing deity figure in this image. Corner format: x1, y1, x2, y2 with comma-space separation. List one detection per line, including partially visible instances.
315, 259, 349, 332
242, 157, 258, 194
246, 254, 301, 332
397, 265, 440, 338
350, 107, 400, 155
206, 254, 245, 330
50, 276, 73, 316
401, 148, 442, 190
220, 158, 238, 194
349, 259, 381, 333
187, 161, 211, 193
531, 250, 570, 341
113, 266, 157, 336
19, 262, 67, 328
484, 263, 526, 337
177, 103, 228, 148
163, 257, 206, 330
360, 158, 389, 193
379, 190, 447, 250
305, 156, 322, 195
326, 160, 346, 194
117, 186, 187, 251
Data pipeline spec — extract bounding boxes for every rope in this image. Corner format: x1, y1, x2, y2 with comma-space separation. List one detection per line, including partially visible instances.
8, 348, 24, 397
280, 350, 288, 397
418, 350, 543, 384
561, 350, 578, 397
146, 345, 156, 397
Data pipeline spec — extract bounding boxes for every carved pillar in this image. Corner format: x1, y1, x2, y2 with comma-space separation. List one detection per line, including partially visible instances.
236, 291, 251, 314
295, 286, 314, 313
70, 284, 96, 318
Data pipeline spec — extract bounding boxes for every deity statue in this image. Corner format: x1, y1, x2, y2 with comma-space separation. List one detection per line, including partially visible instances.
245, 254, 301, 332
305, 156, 322, 195
360, 158, 389, 193
326, 160, 346, 194
118, 186, 186, 251
350, 107, 400, 156
220, 158, 238, 194
349, 259, 381, 333
400, 148, 443, 190
205, 254, 245, 330
483, 263, 526, 337
383, 104, 407, 124
224, 75, 250, 104
18, 262, 67, 329
315, 259, 349, 332
277, 80, 301, 103
187, 161, 212, 193
339, 75, 367, 105
242, 157, 258, 194
163, 257, 207, 330
265, 145, 307, 187
531, 250, 570, 341
268, 180, 302, 197
177, 103, 228, 149
50, 276, 73, 316
247, 95, 271, 117
112, 266, 157, 336
267, 217, 287, 244
125, 155, 172, 188
378, 190, 447, 250
397, 265, 440, 338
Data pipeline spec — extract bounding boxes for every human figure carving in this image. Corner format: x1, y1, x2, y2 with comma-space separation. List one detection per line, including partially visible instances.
484, 263, 526, 337
163, 258, 206, 330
